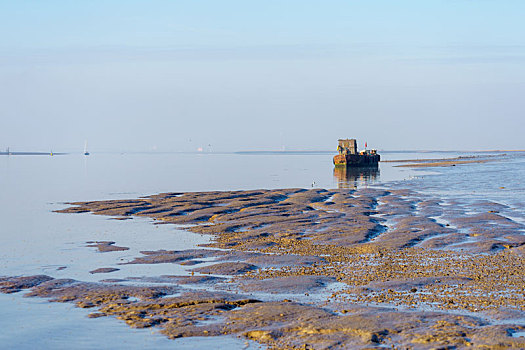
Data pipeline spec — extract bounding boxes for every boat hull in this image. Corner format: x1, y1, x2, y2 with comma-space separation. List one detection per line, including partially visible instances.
333, 154, 380, 167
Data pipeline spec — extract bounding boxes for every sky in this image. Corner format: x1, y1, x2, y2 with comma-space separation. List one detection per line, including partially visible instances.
0, 0, 524, 152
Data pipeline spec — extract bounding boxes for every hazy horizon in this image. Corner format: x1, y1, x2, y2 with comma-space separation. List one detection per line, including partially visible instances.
1, 1, 524, 152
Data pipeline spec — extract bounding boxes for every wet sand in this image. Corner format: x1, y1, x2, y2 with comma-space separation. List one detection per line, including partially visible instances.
383, 154, 506, 168
2, 187, 525, 349
396, 159, 495, 168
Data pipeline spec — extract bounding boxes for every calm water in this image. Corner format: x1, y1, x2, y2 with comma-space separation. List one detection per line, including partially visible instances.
385, 152, 525, 221
0, 151, 523, 349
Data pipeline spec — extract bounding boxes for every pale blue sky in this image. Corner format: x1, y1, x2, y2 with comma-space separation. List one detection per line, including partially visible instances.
1, 1, 524, 151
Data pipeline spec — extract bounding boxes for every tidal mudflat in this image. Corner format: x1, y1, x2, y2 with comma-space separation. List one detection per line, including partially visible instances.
383, 154, 507, 168
3, 183, 525, 349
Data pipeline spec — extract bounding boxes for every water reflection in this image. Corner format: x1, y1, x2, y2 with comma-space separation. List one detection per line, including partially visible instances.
333, 166, 379, 189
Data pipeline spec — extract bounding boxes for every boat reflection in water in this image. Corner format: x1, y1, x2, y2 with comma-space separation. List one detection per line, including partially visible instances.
333, 165, 379, 189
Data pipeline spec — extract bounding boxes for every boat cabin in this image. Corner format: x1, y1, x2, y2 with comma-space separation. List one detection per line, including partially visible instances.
337, 139, 358, 155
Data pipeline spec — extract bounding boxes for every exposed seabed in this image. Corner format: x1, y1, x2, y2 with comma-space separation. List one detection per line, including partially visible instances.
2, 186, 524, 349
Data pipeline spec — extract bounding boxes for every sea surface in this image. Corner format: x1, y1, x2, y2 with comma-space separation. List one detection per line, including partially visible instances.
0, 151, 523, 349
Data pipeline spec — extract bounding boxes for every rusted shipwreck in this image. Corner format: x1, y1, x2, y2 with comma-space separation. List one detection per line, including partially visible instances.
333, 139, 380, 167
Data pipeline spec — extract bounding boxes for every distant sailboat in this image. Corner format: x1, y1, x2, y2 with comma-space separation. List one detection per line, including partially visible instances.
84, 141, 90, 156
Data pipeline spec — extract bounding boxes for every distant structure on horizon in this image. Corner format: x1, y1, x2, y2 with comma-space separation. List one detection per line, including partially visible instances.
333, 138, 380, 167
0, 147, 65, 156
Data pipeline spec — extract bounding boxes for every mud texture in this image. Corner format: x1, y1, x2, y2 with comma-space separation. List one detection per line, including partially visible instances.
90, 267, 120, 274
383, 154, 505, 168
2, 274, 524, 349
58, 188, 525, 253
86, 241, 130, 252
2, 187, 524, 349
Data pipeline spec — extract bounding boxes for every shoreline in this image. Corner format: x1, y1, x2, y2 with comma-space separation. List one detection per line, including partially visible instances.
382, 154, 507, 168
0, 152, 67, 156
2, 186, 524, 348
